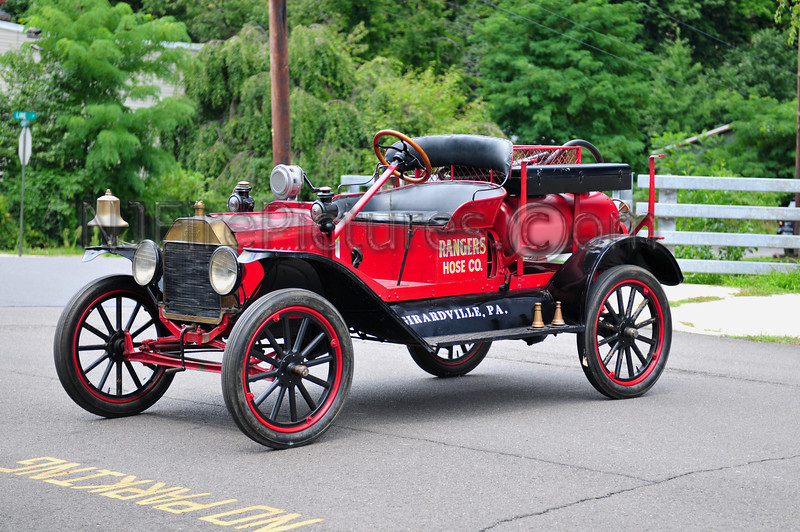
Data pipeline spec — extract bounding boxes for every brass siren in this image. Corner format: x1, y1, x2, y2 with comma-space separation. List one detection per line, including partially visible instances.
88, 189, 128, 246
532, 302, 545, 328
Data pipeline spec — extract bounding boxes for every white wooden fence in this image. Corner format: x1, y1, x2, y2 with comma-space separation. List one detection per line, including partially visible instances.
634, 175, 800, 274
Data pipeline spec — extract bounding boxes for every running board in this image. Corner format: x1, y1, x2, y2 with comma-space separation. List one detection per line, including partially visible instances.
424, 324, 584, 347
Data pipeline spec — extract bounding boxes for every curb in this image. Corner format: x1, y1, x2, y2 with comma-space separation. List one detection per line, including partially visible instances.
664, 284, 800, 339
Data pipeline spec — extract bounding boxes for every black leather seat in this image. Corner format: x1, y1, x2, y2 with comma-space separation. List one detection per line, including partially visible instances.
384, 134, 513, 182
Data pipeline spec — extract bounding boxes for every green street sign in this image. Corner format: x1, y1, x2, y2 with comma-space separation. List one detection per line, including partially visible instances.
13, 111, 37, 121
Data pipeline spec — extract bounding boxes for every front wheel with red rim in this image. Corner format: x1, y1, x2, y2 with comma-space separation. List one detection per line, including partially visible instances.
54, 275, 174, 417
221, 289, 354, 449
578, 265, 671, 399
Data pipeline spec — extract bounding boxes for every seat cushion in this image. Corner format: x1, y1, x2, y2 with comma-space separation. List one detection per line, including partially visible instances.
384, 135, 513, 181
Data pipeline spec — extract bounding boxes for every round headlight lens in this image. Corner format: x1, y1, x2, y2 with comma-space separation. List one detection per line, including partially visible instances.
209, 246, 241, 295
132, 240, 161, 286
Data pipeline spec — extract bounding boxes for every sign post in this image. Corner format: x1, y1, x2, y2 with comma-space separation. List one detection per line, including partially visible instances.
13, 111, 35, 256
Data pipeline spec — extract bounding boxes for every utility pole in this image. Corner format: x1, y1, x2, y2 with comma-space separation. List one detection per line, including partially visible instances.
269, 0, 291, 165
796, 20, 800, 240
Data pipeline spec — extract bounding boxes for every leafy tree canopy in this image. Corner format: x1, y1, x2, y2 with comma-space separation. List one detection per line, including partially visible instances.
639, 0, 777, 64
25, 0, 195, 196
290, 0, 483, 74
0, 0, 196, 245
472, 0, 651, 161
713, 27, 797, 101
177, 20, 499, 198
135, 0, 268, 42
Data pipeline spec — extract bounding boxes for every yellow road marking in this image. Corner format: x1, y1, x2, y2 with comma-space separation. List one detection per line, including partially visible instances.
2, 457, 324, 530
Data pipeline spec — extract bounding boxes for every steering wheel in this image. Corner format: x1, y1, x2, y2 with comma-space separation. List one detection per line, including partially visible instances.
372, 130, 433, 184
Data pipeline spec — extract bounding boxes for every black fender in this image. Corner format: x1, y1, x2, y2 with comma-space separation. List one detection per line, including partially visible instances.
82, 245, 137, 262
238, 249, 431, 348
82, 245, 169, 302
547, 235, 683, 325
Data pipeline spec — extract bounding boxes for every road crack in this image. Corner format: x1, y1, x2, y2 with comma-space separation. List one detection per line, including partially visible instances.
478, 453, 800, 530
336, 425, 647, 482
665, 366, 800, 389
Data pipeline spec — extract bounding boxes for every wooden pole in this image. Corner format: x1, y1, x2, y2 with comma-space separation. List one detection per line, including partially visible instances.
795, 21, 800, 238
269, 0, 291, 165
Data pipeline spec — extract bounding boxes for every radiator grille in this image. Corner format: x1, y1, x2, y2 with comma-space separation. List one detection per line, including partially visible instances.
163, 241, 221, 322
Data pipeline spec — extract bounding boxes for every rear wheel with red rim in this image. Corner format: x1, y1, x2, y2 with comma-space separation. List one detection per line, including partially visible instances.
407, 342, 491, 377
578, 265, 671, 399
54, 275, 174, 417
221, 289, 353, 449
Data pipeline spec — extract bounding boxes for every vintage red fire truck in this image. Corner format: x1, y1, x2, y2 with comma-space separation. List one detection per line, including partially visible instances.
54, 130, 682, 448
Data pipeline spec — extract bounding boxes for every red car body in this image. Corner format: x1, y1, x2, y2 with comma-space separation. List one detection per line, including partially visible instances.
55, 131, 681, 448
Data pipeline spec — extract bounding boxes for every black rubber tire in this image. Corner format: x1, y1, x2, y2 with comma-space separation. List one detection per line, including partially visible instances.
578, 265, 671, 399
54, 275, 174, 417
221, 289, 354, 449
407, 342, 491, 378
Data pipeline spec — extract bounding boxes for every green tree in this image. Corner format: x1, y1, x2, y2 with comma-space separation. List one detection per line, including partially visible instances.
28, 0, 195, 197
0, 195, 17, 249
641, 34, 715, 139
140, 0, 268, 42
353, 59, 500, 137
652, 95, 795, 179
472, 0, 650, 161
640, 0, 776, 65
290, 0, 470, 73
713, 28, 797, 101
776, 0, 799, 38
180, 23, 369, 198
181, 20, 502, 197
289, 23, 357, 101
0, 0, 195, 246
0, 43, 80, 247
720, 95, 795, 178
178, 23, 272, 205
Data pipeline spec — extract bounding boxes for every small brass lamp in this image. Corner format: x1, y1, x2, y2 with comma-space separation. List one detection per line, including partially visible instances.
88, 189, 128, 247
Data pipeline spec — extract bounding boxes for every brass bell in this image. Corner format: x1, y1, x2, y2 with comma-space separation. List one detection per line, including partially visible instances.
88, 189, 128, 246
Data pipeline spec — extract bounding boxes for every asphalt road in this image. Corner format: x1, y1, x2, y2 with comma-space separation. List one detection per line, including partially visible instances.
1, 256, 799, 530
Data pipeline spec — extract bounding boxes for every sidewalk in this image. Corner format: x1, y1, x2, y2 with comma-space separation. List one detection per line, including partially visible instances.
663, 283, 800, 339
